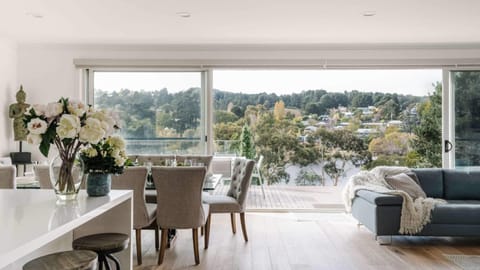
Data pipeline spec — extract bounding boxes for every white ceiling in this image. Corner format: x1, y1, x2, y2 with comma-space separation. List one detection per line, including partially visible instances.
1, 0, 480, 46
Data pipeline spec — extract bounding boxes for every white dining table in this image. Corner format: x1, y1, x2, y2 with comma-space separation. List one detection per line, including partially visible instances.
0, 189, 133, 269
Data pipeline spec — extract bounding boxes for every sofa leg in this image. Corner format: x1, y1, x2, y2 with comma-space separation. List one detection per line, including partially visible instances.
375, 235, 392, 245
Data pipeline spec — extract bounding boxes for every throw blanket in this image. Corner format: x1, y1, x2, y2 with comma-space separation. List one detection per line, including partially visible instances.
342, 166, 444, 235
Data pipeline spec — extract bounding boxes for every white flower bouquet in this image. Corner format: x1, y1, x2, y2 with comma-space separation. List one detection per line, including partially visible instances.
80, 135, 128, 174
24, 97, 120, 197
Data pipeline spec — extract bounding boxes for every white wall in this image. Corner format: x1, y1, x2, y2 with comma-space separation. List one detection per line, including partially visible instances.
17, 44, 480, 104
16, 43, 480, 160
0, 38, 17, 156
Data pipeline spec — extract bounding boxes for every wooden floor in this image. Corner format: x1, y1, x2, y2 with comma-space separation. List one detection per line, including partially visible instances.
213, 183, 344, 210
132, 213, 480, 270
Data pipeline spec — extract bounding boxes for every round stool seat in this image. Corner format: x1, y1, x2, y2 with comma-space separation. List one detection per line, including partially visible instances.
73, 233, 129, 253
23, 250, 97, 270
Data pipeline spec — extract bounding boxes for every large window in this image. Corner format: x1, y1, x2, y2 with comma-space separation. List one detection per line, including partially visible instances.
212, 69, 442, 189
91, 71, 205, 155
88, 67, 444, 209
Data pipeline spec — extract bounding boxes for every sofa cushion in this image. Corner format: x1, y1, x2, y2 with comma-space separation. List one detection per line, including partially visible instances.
385, 173, 427, 199
411, 169, 444, 198
405, 171, 420, 184
443, 169, 480, 200
430, 201, 480, 225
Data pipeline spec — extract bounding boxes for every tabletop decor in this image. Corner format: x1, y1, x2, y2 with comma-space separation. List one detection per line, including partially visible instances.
24, 97, 119, 200
80, 135, 128, 196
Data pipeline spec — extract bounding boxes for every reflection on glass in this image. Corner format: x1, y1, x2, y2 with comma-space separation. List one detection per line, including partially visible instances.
453, 71, 480, 167
93, 71, 204, 155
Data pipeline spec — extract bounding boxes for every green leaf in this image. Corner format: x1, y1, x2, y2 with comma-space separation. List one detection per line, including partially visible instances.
39, 140, 50, 157
37, 122, 57, 157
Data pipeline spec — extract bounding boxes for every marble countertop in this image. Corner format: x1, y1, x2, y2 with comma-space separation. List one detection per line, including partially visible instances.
0, 189, 132, 269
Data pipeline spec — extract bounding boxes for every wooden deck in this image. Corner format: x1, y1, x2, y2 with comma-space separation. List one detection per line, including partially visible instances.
212, 182, 344, 210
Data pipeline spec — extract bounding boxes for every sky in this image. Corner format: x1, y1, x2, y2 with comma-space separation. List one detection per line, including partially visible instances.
94, 69, 442, 96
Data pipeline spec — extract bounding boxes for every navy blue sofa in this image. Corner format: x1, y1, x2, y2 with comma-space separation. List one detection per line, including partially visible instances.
351, 169, 480, 238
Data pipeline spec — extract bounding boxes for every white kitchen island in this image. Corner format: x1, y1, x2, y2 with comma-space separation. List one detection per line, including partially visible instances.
0, 189, 133, 269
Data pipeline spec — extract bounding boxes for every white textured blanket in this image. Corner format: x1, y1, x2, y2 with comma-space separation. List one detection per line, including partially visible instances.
342, 166, 444, 235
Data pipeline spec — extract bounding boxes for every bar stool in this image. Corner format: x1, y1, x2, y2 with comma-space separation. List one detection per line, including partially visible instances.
23, 250, 97, 270
72, 233, 129, 270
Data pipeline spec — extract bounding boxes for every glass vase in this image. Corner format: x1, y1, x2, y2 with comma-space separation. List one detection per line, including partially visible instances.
49, 154, 85, 201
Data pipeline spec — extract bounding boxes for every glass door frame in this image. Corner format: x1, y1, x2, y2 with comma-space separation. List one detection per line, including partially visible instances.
444, 67, 480, 169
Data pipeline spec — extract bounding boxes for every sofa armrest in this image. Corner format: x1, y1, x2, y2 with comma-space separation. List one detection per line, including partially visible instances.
355, 190, 403, 205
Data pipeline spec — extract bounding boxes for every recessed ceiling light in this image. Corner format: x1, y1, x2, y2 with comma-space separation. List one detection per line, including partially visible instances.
362, 11, 376, 17
25, 12, 44, 19
176, 12, 191, 18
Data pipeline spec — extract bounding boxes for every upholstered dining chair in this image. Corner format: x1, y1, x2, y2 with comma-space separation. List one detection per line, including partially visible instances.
203, 158, 255, 248
34, 165, 87, 189
129, 155, 175, 166
33, 165, 52, 189
0, 165, 16, 189
176, 155, 213, 170
111, 166, 157, 265
143, 155, 213, 204
151, 166, 209, 265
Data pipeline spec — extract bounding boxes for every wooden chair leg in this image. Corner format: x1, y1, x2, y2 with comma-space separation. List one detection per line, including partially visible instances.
205, 213, 211, 249
158, 229, 168, 265
201, 226, 204, 236
240, 212, 248, 242
192, 228, 200, 265
155, 225, 160, 251
135, 229, 142, 265
230, 213, 236, 234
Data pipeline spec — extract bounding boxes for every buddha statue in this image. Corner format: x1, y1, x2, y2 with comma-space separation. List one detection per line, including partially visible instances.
9, 85, 30, 141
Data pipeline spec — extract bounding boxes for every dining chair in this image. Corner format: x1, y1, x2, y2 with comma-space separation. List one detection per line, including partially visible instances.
0, 165, 16, 189
176, 155, 213, 169
34, 165, 88, 189
203, 158, 255, 248
33, 165, 52, 189
129, 155, 175, 166
151, 166, 209, 265
111, 166, 158, 265
251, 155, 265, 198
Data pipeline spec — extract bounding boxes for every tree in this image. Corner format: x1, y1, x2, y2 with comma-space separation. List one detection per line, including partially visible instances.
304, 102, 323, 115
351, 93, 373, 107
378, 99, 400, 120
368, 128, 412, 156
254, 112, 301, 184
213, 121, 243, 153
319, 94, 337, 111
230, 105, 244, 118
295, 168, 324, 186
239, 124, 255, 159
215, 111, 239, 124
273, 100, 286, 120
170, 88, 201, 136
411, 82, 442, 167
313, 128, 370, 185
323, 149, 356, 186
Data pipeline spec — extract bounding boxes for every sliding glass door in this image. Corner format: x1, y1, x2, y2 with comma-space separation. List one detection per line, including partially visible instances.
450, 70, 480, 167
